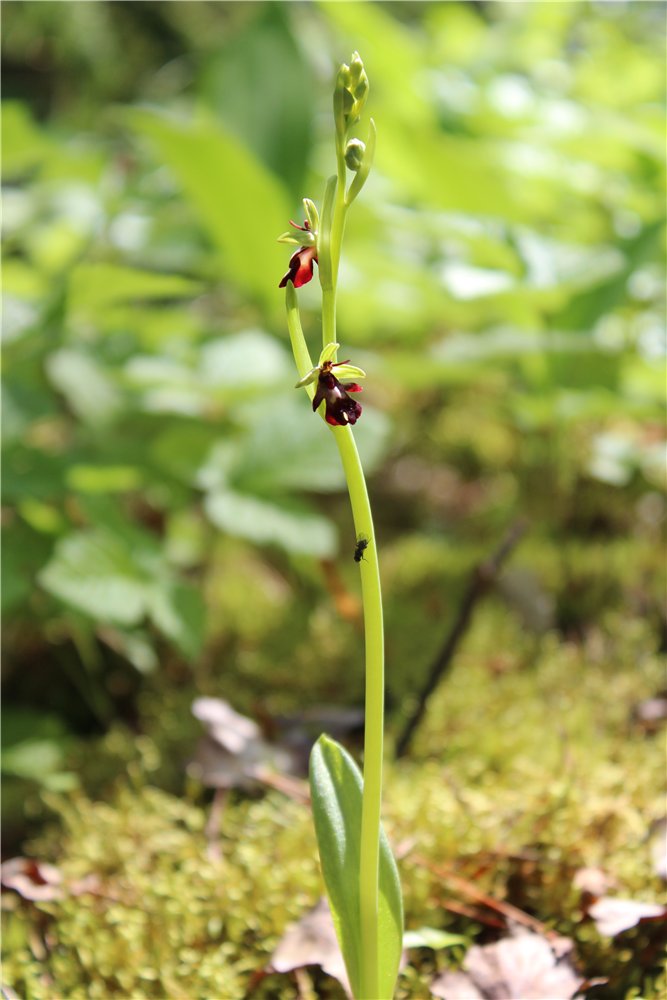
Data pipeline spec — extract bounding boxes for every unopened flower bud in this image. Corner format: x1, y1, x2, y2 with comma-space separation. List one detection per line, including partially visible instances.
354, 78, 368, 102
344, 139, 366, 172
334, 52, 370, 137
349, 52, 365, 86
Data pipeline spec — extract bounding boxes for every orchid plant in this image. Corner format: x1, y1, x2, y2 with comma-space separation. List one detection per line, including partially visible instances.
278, 54, 403, 1000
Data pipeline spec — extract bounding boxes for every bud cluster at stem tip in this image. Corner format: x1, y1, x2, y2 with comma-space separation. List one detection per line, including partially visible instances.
334, 51, 369, 140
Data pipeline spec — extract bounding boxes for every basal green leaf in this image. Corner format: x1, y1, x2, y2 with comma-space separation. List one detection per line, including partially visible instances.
309, 735, 403, 1000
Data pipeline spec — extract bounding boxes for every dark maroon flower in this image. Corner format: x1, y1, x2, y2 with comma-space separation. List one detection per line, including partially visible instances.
311, 360, 363, 427
278, 215, 319, 289
279, 244, 318, 289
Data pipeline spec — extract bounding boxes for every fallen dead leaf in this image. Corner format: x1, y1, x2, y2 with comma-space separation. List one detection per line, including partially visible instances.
1, 857, 107, 903
587, 896, 667, 937
432, 970, 484, 999
1, 857, 64, 902
268, 897, 351, 997
572, 866, 617, 900
631, 694, 667, 733
431, 927, 587, 1000
188, 697, 295, 791
192, 697, 262, 755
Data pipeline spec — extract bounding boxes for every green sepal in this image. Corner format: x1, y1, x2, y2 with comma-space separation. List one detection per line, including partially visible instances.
294, 366, 320, 389
309, 735, 403, 1000
334, 364, 366, 380
277, 232, 301, 245
318, 342, 340, 365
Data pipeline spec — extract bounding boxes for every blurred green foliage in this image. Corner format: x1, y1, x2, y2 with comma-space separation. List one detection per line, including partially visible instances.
2, 1, 665, 997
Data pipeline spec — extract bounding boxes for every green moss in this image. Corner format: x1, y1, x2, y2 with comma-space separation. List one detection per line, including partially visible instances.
3, 787, 319, 999
3, 607, 664, 998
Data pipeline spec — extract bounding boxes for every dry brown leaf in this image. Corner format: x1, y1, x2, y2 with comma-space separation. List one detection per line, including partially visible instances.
431, 928, 586, 1000
188, 697, 295, 790
1, 857, 64, 902
572, 866, 617, 899
631, 695, 667, 733
268, 897, 352, 997
587, 897, 667, 937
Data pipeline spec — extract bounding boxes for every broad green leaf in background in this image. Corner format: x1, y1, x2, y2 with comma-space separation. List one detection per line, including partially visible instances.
1, 101, 54, 178
127, 107, 291, 305
204, 489, 337, 558
309, 735, 403, 1000
2, 447, 69, 505
38, 526, 205, 658
226, 395, 391, 495
68, 262, 203, 314
66, 464, 143, 494
146, 579, 206, 661
39, 528, 154, 627
46, 348, 123, 427
200, 2, 315, 196
1, 525, 52, 616
1, 708, 77, 791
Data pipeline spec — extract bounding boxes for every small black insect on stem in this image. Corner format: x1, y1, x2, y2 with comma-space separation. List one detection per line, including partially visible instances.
354, 535, 370, 562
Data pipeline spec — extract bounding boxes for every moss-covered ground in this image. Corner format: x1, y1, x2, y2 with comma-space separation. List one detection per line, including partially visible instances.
3, 559, 665, 999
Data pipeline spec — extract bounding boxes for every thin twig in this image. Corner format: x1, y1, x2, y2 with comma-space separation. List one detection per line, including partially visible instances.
394, 519, 527, 758
411, 853, 550, 937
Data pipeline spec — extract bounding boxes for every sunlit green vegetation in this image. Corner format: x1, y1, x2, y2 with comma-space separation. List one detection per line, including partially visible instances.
2, 2, 665, 998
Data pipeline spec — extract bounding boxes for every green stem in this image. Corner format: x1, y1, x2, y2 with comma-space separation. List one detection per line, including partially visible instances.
287, 104, 385, 998
328, 136, 382, 999
320, 176, 338, 347
285, 285, 385, 1000
332, 426, 383, 1000
285, 283, 315, 390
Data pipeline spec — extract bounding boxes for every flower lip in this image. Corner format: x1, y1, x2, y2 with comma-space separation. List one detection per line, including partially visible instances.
279, 245, 318, 289
312, 364, 363, 426
294, 344, 366, 426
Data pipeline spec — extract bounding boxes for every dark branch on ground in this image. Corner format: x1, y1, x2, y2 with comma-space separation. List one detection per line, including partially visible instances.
394, 519, 528, 759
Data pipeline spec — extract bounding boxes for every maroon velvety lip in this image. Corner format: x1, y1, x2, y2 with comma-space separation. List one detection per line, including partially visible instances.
311, 364, 363, 426
279, 244, 318, 289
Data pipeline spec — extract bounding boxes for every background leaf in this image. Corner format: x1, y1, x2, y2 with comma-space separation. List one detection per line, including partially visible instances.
127, 107, 291, 306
